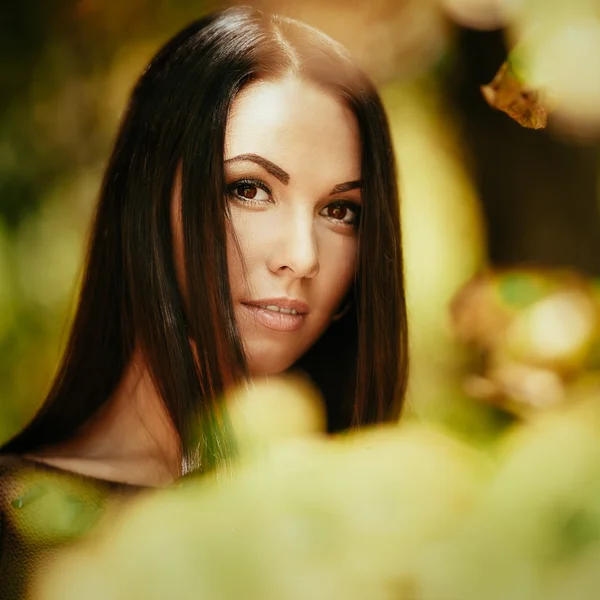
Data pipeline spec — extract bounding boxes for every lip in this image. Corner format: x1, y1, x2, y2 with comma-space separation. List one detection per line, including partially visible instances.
241, 297, 309, 333
242, 297, 310, 315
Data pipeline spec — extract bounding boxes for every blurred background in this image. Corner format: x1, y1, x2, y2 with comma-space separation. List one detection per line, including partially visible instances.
2, 0, 600, 446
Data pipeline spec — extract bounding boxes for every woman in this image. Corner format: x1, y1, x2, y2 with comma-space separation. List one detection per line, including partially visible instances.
0, 6, 407, 594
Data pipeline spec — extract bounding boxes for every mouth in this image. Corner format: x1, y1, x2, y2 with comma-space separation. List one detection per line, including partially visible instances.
241, 298, 309, 332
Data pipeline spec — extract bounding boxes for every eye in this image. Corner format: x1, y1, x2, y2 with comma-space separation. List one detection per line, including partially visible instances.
227, 179, 271, 203
320, 201, 361, 226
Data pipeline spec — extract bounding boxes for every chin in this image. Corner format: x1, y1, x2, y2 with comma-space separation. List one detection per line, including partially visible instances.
245, 348, 298, 378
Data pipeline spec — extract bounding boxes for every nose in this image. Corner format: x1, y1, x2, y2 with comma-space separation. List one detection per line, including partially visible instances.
267, 209, 320, 279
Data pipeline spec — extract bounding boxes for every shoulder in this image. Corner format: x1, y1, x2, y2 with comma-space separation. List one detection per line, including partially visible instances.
0, 453, 140, 547
0, 454, 73, 527
0, 455, 106, 599
0, 454, 147, 600
0, 454, 67, 498
0, 453, 28, 476
0, 454, 34, 508
0, 454, 119, 525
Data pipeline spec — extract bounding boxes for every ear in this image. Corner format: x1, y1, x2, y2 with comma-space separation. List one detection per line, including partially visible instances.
332, 298, 353, 322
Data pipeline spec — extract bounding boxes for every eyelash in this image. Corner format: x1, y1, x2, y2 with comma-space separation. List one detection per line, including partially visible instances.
226, 179, 362, 227
327, 201, 362, 227
226, 178, 272, 205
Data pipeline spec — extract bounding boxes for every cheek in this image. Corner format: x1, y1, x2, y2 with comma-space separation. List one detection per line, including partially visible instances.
225, 211, 253, 297
225, 224, 241, 290
226, 207, 278, 297
315, 230, 358, 311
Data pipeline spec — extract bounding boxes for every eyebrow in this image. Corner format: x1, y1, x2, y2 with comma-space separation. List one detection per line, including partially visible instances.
224, 153, 290, 185
330, 180, 362, 195
224, 153, 362, 195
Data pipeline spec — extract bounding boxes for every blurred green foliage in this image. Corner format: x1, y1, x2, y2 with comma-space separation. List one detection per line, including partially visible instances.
25, 382, 600, 600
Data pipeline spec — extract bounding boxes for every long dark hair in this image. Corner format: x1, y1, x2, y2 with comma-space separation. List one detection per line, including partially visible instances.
2, 7, 408, 473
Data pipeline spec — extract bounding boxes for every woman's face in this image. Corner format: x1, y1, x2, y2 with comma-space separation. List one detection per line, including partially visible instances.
172, 75, 362, 376
225, 76, 362, 375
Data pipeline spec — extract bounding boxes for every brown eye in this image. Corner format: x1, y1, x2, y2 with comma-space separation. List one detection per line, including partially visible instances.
328, 205, 348, 220
320, 201, 360, 226
227, 180, 271, 203
236, 184, 258, 199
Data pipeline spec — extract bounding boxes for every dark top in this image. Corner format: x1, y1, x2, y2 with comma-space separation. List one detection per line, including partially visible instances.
0, 454, 149, 600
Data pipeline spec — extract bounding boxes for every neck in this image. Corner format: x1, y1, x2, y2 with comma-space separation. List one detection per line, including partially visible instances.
29, 351, 181, 487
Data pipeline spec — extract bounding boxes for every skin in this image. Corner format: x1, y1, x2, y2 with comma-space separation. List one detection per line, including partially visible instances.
27, 75, 362, 486
223, 75, 362, 375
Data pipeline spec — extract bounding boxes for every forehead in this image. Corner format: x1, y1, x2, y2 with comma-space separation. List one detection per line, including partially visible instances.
224, 76, 361, 180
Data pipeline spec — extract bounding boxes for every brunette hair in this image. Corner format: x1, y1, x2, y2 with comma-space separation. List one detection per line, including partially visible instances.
2, 6, 408, 473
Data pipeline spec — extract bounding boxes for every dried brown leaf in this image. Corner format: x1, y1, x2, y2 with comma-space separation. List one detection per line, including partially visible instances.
481, 62, 550, 130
